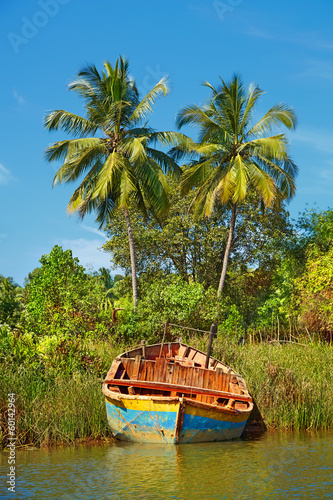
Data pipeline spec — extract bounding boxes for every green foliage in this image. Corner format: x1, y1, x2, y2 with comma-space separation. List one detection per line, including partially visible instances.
136, 276, 220, 341
25, 245, 113, 337
281, 208, 333, 336
218, 304, 243, 339
0, 276, 24, 328
176, 75, 297, 214
256, 260, 295, 329
211, 339, 333, 430
104, 179, 293, 291
44, 56, 188, 308
0, 366, 113, 447
295, 246, 333, 334
297, 208, 333, 252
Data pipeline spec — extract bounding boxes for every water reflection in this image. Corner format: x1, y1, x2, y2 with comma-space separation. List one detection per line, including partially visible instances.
1, 432, 333, 499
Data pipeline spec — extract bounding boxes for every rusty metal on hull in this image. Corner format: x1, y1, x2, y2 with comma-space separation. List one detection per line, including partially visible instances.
102, 342, 253, 444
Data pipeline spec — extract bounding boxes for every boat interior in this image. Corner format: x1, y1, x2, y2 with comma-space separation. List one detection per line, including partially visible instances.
104, 342, 252, 412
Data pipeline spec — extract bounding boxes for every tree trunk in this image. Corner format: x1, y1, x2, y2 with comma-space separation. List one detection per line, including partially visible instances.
123, 208, 138, 310
217, 203, 237, 300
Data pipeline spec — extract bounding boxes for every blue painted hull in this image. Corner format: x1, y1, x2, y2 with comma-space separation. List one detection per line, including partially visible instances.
105, 396, 248, 444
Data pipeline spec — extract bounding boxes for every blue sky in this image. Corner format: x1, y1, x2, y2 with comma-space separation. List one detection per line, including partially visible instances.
1, 0, 333, 285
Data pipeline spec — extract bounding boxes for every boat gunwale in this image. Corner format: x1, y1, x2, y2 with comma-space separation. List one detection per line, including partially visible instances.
114, 341, 240, 376
102, 384, 253, 417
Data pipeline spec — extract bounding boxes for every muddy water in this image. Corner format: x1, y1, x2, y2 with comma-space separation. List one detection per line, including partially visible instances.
1, 431, 333, 499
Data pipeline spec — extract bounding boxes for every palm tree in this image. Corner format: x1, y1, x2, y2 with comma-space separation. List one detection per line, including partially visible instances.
44, 57, 185, 309
175, 75, 298, 304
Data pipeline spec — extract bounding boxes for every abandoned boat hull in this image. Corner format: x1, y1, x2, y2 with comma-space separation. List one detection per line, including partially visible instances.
103, 341, 253, 444
104, 394, 249, 444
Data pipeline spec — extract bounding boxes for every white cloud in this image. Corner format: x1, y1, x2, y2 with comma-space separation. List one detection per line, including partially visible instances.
297, 59, 333, 82
13, 89, 25, 104
319, 169, 333, 184
59, 238, 112, 271
246, 27, 333, 52
80, 223, 106, 239
0, 164, 14, 185
292, 128, 333, 155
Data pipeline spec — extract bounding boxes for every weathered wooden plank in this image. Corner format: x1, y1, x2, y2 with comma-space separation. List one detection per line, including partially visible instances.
154, 357, 161, 382
159, 357, 167, 384
177, 344, 187, 357
208, 369, 216, 390
183, 345, 190, 359
133, 355, 141, 380
222, 373, 231, 392
215, 367, 224, 392
201, 369, 212, 403
105, 379, 252, 402
191, 367, 200, 390
140, 359, 147, 381
176, 365, 185, 385
145, 360, 155, 382
172, 364, 180, 386
189, 349, 197, 361
165, 361, 173, 384
184, 364, 193, 388
108, 359, 122, 379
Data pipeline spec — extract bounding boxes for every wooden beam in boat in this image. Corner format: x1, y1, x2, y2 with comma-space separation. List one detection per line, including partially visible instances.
105, 378, 252, 402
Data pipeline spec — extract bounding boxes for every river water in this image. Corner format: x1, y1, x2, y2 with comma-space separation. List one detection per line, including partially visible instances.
1, 431, 333, 499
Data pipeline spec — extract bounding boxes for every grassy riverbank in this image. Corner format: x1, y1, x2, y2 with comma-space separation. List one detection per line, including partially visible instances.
212, 338, 333, 431
1, 337, 333, 448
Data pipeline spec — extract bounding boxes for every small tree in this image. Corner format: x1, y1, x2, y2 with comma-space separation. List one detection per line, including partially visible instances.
0, 276, 23, 328
25, 245, 110, 336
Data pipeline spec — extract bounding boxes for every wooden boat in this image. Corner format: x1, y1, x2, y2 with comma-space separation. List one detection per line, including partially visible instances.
103, 340, 253, 444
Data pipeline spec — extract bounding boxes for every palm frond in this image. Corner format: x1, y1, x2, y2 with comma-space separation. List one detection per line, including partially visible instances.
93, 151, 129, 200
254, 154, 297, 199
246, 161, 277, 206
44, 110, 98, 137
129, 77, 169, 123
145, 147, 181, 176
247, 104, 297, 138
118, 169, 137, 209
232, 154, 248, 202
52, 141, 106, 186
94, 195, 117, 229
136, 158, 169, 215
120, 136, 148, 164
244, 135, 289, 161
176, 105, 221, 131
239, 83, 264, 133
180, 158, 216, 195
45, 138, 102, 164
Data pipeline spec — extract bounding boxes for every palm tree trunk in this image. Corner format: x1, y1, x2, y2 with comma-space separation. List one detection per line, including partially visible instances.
217, 203, 237, 299
123, 208, 138, 310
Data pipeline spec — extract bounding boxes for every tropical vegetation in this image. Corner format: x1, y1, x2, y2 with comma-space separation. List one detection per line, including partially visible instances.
1, 59, 333, 447
44, 56, 185, 309
174, 75, 298, 304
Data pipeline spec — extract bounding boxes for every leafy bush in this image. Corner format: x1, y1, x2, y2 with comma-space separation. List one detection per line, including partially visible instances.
25, 245, 113, 337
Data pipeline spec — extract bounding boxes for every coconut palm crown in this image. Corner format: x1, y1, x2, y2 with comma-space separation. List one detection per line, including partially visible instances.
44, 57, 185, 308
174, 75, 298, 301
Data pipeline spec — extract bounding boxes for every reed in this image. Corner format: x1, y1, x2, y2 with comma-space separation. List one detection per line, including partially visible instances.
0, 367, 112, 448
210, 337, 333, 431
1, 338, 333, 448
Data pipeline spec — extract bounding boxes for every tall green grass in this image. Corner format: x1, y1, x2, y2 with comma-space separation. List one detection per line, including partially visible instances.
207, 337, 333, 431
1, 337, 333, 447
0, 367, 111, 447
